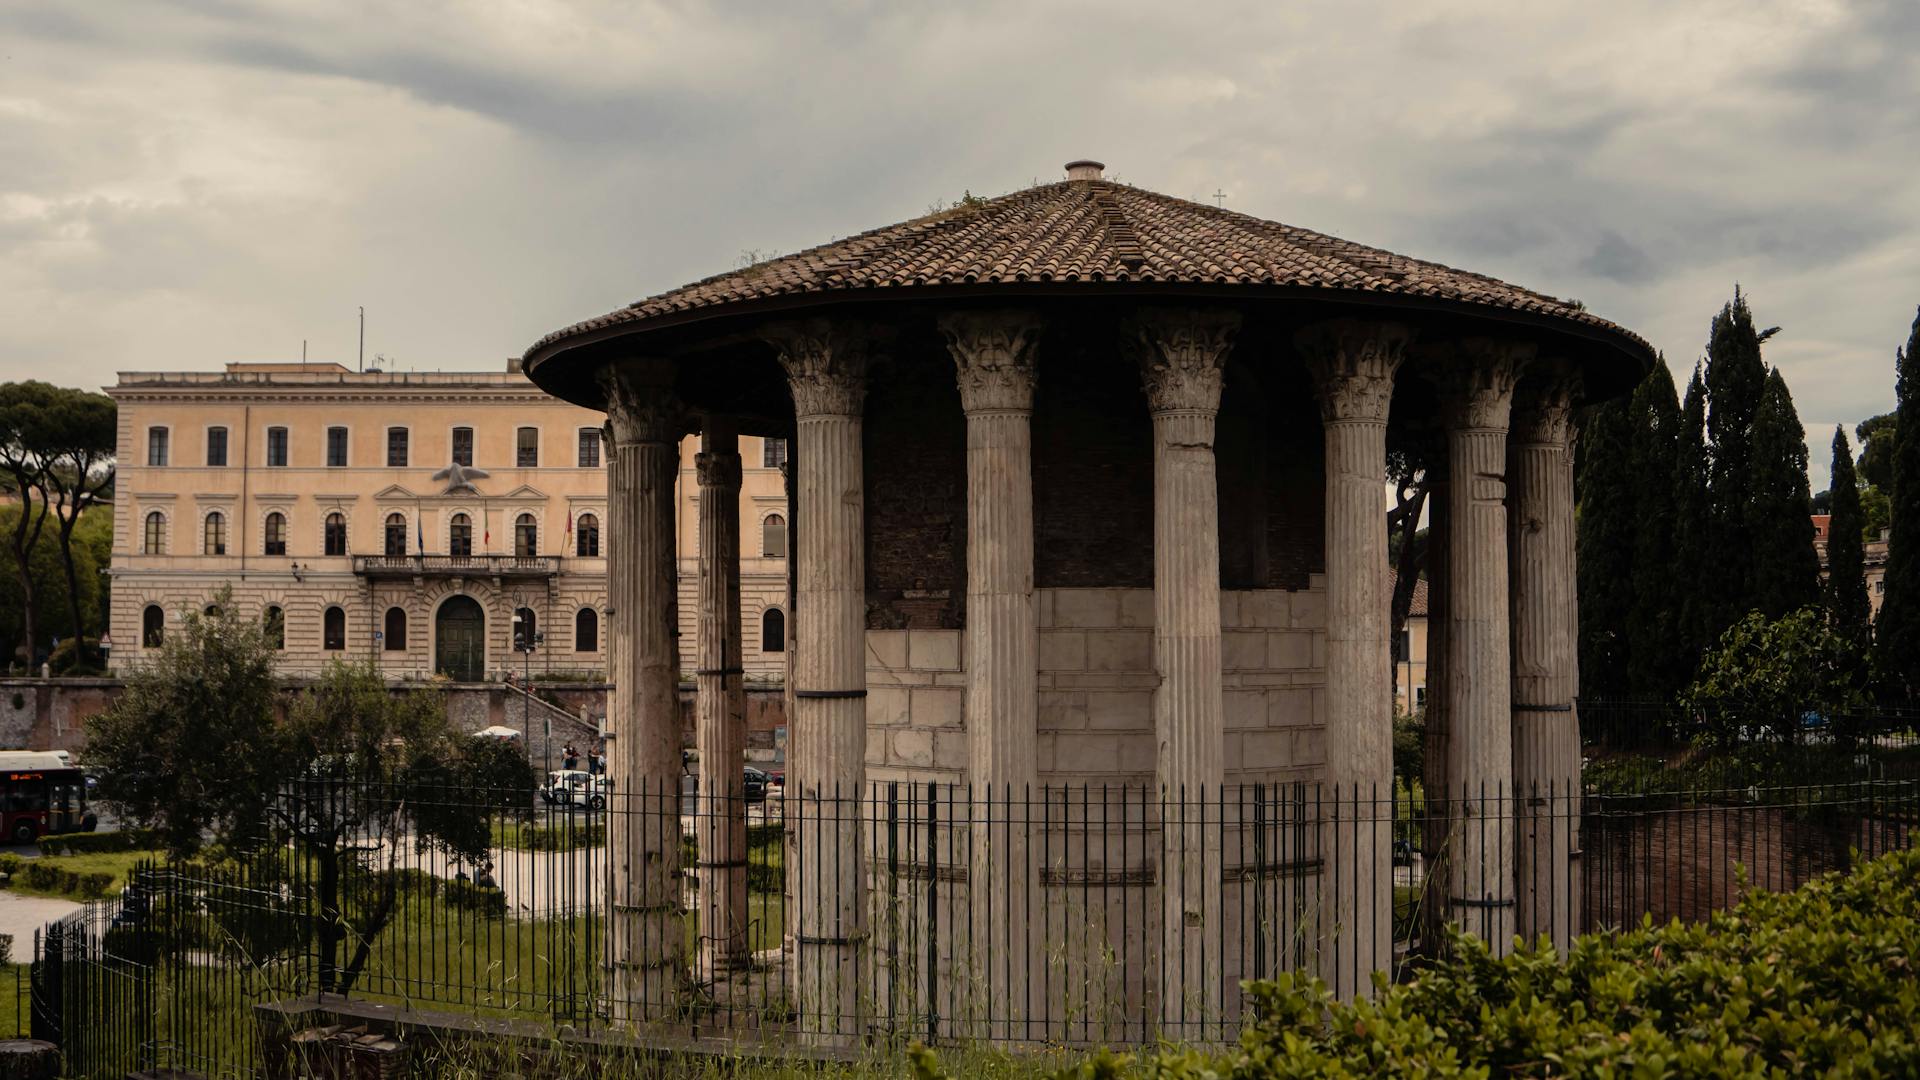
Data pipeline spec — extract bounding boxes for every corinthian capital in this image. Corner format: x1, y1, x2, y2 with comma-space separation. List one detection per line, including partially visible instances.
600, 359, 686, 445
763, 318, 886, 418
1124, 307, 1241, 414
1510, 362, 1581, 448
939, 309, 1042, 414
1296, 319, 1411, 424
1435, 338, 1535, 432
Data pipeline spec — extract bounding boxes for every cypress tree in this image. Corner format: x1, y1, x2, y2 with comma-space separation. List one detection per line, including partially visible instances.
1626, 357, 1683, 697
1877, 308, 1920, 701
1576, 394, 1636, 698
1672, 365, 1714, 675
1746, 368, 1821, 620
1703, 288, 1772, 632
1826, 425, 1871, 651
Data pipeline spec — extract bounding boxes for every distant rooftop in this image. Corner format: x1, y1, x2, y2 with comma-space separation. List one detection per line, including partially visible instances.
112, 358, 534, 391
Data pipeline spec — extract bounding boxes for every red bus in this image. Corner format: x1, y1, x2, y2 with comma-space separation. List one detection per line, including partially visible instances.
0, 751, 96, 845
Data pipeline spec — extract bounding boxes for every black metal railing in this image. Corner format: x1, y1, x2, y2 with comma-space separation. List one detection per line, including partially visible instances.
27, 774, 1920, 1077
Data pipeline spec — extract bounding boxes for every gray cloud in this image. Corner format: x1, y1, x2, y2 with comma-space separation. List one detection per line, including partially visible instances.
0, 0, 1915, 499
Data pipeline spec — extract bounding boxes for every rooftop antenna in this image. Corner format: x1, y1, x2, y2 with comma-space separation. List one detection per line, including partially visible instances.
358, 306, 365, 373
1213, 189, 1227, 208
302, 339, 307, 362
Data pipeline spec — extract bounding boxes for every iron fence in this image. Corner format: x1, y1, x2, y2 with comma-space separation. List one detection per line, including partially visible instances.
28, 774, 1920, 1077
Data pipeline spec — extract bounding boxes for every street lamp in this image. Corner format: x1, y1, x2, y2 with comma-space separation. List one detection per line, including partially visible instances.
511, 612, 548, 771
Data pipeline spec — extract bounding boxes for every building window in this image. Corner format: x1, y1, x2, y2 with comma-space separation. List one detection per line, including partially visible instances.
449, 513, 472, 557
1415, 686, 1427, 707
384, 513, 407, 557
203, 511, 226, 556
1878, 580, 1887, 594
576, 513, 599, 557
761, 607, 785, 653
264, 512, 287, 556
323, 606, 346, 651
264, 605, 285, 650
142, 605, 164, 648
762, 513, 786, 558
578, 428, 601, 468
206, 427, 228, 467
513, 607, 536, 651
384, 607, 407, 651
575, 607, 598, 652
143, 511, 165, 555
452, 426, 474, 467
516, 427, 539, 468
324, 512, 347, 557
326, 426, 348, 467
762, 438, 787, 469
387, 427, 409, 467
266, 427, 288, 467
204, 604, 221, 617
147, 427, 169, 466
515, 513, 537, 557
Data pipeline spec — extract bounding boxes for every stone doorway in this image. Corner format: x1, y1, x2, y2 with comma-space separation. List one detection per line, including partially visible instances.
435, 595, 486, 682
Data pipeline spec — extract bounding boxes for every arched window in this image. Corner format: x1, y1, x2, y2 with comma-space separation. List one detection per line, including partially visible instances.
263, 606, 285, 650
203, 511, 226, 556
204, 604, 221, 617
513, 607, 537, 651
514, 513, 537, 558
449, 513, 472, 557
142, 605, 164, 647
575, 607, 599, 652
264, 512, 287, 556
576, 513, 599, 557
384, 607, 407, 651
761, 607, 786, 653
324, 513, 347, 557
384, 513, 407, 557
323, 606, 346, 651
762, 513, 786, 558
143, 511, 165, 555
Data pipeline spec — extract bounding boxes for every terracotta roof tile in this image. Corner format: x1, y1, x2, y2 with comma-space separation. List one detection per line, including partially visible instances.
528, 179, 1647, 361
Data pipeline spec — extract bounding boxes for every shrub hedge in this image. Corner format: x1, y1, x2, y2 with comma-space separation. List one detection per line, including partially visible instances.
37, 829, 158, 856
914, 844, 1920, 1078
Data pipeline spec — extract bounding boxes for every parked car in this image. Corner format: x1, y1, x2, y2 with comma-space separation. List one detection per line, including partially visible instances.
542, 769, 607, 810
744, 767, 771, 804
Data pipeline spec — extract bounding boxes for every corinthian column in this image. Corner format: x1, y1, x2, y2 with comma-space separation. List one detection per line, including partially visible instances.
1507, 369, 1580, 948
1127, 306, 1239, 1039
764, 318, 880, 1045
1436, 339, 1532, 955
1299, 319, 1409, 998
600, 359, 687, 1021
939, 308, 1042, 1040
694, 416, 748, 976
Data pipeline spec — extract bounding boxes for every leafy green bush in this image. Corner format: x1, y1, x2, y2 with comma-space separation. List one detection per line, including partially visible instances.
917, 844, 1920, 1078
15, 861, 116, 899
37, 829, 158, 856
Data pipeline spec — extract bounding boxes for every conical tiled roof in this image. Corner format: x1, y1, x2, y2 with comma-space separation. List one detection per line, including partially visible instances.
526, 175, 1649, 366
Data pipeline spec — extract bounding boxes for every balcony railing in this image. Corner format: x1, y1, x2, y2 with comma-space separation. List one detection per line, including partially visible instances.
352, 554, 558, 578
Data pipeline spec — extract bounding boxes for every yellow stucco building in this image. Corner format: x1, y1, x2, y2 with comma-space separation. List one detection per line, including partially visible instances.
106, 361, 790, 681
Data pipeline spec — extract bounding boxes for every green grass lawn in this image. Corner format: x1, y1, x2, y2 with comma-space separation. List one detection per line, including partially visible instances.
3, 849, 164, 900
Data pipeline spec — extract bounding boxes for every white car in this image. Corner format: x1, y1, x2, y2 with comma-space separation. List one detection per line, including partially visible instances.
542, 769, 607, 809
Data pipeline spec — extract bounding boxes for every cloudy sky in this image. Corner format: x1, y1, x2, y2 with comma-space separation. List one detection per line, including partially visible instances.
3, 0, 1916, 487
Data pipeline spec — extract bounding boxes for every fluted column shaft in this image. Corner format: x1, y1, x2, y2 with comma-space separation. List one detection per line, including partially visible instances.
1300, 320, 1408, 998
941, 310, 1042, 1040
1508, 372, 1580, 947
766, 320, 877, 1045
694, 418, 748, 974
601, 361, 685, 1021
1438, 342, 1531, 955
1129, 308, 1239, 1039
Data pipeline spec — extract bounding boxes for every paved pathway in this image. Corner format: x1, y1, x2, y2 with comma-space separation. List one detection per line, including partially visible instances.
0, 893, 80, 952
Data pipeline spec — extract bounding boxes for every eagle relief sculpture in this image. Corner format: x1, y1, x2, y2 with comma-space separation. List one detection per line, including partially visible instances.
431, 462, 490, 495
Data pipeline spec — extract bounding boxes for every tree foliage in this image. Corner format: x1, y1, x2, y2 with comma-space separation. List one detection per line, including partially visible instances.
1745, 369, 1820, 620
1877, 306, 1920, 702
85, 596, 535, 991
1625, 357, 1683, 697
1702, 287, 1773, 634
1575, 393, 1635, 698
1682, 607, 1870, 750
1856, 411, 1896, 493
0, 382, 116, 670
1825, 426, 1872, 653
